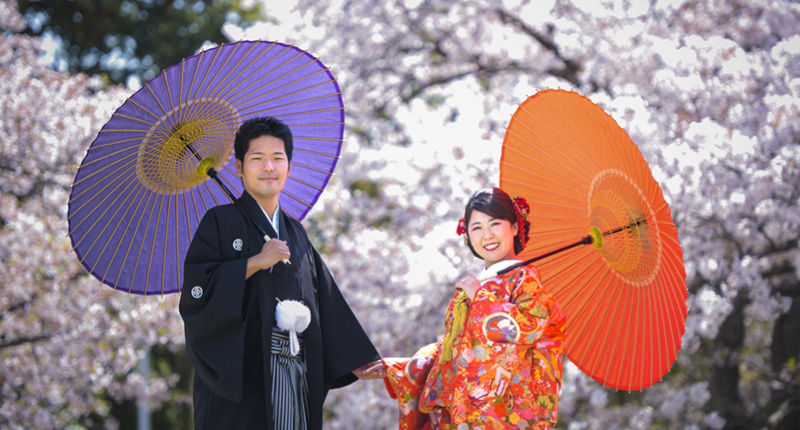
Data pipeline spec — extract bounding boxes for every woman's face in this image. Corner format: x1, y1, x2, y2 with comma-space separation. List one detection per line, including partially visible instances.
467, 210, 519, 267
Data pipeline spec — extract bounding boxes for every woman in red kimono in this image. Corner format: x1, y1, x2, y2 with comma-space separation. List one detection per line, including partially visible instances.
383, 187, 566, 430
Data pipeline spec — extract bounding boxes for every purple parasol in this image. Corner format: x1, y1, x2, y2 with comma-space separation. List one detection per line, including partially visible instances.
68, 40, 344, 296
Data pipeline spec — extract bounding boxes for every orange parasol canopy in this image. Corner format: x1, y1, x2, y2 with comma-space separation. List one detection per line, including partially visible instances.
500, 89, 687, 391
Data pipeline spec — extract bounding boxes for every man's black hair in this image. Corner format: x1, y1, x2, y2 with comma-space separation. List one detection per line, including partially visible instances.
234, 117, 293, 162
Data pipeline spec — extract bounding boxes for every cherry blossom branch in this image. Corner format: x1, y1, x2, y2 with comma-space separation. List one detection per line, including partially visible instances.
494, 8, 581, 87
0, 334, 52, 350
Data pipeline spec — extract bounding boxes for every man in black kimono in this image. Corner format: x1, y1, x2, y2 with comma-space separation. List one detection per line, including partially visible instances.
179, 117, 384, 429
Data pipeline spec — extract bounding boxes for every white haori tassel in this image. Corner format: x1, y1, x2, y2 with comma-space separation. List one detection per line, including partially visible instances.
275, 299, 311, 356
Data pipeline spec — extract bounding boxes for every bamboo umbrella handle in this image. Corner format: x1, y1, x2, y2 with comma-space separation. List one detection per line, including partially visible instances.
264, 235, 291, 265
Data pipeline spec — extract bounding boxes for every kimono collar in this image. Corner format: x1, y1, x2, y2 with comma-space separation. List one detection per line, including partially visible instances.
258, 201, 281, 239
237, 191, 280, 240
477, 259, 522, 284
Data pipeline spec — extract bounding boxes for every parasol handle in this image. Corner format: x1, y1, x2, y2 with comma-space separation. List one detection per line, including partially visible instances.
264, 235, 291, 265
496, 218, 645, 276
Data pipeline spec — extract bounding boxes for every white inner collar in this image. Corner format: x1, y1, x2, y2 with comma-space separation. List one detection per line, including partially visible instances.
476, 259, 522, 284
258, 202, 281, 238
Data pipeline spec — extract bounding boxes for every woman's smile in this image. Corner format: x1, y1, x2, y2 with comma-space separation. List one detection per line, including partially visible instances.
467, 210, 519, 267
483, 242, 500, 251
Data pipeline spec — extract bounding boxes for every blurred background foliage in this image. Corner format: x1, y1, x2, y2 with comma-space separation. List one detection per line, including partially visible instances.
16, 0, 264, 84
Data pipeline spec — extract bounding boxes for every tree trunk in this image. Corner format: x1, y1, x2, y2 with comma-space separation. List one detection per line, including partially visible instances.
770, 295, 800, 430
709, 291, 749, 429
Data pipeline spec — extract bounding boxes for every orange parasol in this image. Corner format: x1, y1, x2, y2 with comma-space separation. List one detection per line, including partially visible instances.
499, 89, 687, 391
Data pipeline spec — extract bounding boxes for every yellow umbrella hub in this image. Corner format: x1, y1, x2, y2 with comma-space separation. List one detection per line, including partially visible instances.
136, 98, 239, 193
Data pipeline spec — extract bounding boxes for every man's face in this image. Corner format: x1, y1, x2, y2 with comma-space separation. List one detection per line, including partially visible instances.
235, 135, 291, 202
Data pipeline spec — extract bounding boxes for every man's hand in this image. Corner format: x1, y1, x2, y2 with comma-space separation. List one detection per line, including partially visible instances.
353, 360, 387, 380
246, 239, 291, 279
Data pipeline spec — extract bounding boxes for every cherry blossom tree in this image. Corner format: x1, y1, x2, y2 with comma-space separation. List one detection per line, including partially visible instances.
0, 2, 185, 428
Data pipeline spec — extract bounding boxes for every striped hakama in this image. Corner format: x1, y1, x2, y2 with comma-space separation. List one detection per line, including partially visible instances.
270, 328, 309, 430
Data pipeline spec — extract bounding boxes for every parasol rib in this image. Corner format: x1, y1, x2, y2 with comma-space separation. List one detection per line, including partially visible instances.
603, 276, 636, 386
144, 80, 179, 131
242, 92, 344, 118
272, 107, 344, 119
161, 192, 174, 297
178, 191, 187, 293
77, 170, 147, 265
205, 41, 280, 107
113, 189, 156, 292
69, 165, 140, 237
99, 183, 147, 285
212, 43, 297, 107
281, 190, 314, 209
84, 135, 149, 150
202, 41, 253, 102
586, 273, 628, 383
280, 121, 345, 127
233, 68, 334, 108
293, 148, 340, 158
226, 55, 323, 108
186, 45, 223, 121
568, 267, 621, 378
143, 192, 167, 295
70, 146, 138, 188
287, 176, 324, 192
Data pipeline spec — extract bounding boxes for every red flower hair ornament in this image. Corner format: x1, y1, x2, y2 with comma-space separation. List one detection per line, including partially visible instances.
511, 196, 530, 249
456, 218, 467, 236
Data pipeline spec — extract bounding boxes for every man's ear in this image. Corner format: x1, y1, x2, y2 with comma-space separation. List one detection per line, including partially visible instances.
235, 159, 243, 177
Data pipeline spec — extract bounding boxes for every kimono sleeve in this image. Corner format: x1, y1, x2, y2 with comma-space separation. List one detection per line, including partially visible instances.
383, 343, 439, 430
179, 208, 250, 402
469, 265, 563, 345
312, 245, 381, 389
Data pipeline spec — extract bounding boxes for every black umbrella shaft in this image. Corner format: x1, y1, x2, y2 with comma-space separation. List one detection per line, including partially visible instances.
496, 218, 645, 276
207, 167, 237, 202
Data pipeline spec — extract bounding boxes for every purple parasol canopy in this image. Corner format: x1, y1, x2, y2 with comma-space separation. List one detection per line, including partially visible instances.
67, 40, 344, 296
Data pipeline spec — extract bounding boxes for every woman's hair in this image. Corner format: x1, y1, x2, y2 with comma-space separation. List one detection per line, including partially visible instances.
463, 187, 530, 258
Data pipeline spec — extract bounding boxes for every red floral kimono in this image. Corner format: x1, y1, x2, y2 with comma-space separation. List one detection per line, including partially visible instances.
384, 262, 566, 430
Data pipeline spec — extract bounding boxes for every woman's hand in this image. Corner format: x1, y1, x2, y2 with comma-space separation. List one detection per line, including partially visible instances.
353, 360, 387, 380
455, 276, 481, 300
